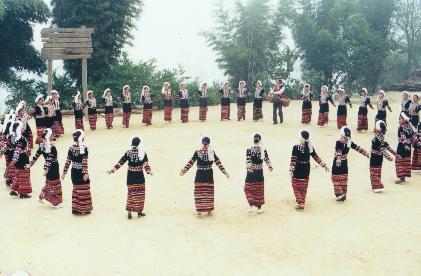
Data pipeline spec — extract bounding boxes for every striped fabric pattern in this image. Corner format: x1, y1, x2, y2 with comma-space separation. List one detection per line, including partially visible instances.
122, 112, 131, 127
396, 156, 412, 179
221, 106, 230, 120
72, 184, 93, 214
237, 106, 246, 121
317, 112, 329, 126
301, 108, 312, 124
253, 107, 263, 121
370, 167, 384, 190
292, 177, 309, 204
36, 126, 44, 144
164, 107, 172, 122
142, 109, 153, 125
181, 108, 189, 123
199, 107, 208, 121
126, 184, 145, 212
75, 118, 84, 130
105, 113, 114, 128
88, 114, 97, 130
412, 148, 421, 171
12, 169, 32, 195
244, 182, 265, 208
357, 115, 368, 131
194, 182, 214, 212
337, 115, 347, 129
331, 174, 348, 197
39, 179, 63, 205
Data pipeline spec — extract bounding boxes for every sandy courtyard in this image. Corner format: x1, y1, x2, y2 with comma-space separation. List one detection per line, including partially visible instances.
1, 94, 420, 275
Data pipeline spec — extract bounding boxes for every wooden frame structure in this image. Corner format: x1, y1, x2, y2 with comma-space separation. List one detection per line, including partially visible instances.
41, 26, 94, 110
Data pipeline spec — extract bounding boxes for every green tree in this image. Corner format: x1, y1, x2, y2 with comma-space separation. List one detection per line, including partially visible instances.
5, 72, 77, 110
291, 0, 394, 93
0, 0, 50, 83
203, 0, 298, 89
395, 0, 421, 78
51, 0, 143, 84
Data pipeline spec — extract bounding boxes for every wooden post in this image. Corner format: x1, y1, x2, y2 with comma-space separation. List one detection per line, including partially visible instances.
47, 60, 53, 93
81, 58, 88, 121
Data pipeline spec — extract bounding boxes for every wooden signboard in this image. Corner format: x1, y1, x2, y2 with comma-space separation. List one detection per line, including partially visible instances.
41, 26, 94, 120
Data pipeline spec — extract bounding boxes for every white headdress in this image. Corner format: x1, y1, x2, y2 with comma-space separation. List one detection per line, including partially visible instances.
103, 88, 111, 97
15, 101, 24, 114
378, 90, 386, 97
161, 82, 171, 94
400, 112, 410, 122
256, 80, 262, 87
51, 90, 58, 95
74, 129, 86, 154
238, 81, 246, 89
400, 112, 416, 131
44, 96, 52, 105
199, 82, 207, 90
123, 85, 130, 92
43, 128, 53, 153
74, 91, 80, 103
141, 86, 150, 97
35, 95, 44, 103
340, 126, 352, 148
361, 88, 368, 94
1, 110, 13, 133
87, 90, 94, 98
375, 120, 386, 133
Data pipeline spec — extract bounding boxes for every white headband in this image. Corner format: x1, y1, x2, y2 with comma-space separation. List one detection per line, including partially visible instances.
375, 120, 385, 132
103, 88, 111, 97
74, 129, 85, 154
87, 90, 93, 98
35, 95, 44, 103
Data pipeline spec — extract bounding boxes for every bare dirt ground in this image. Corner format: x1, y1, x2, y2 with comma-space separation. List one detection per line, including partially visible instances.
1, 92, 420, 275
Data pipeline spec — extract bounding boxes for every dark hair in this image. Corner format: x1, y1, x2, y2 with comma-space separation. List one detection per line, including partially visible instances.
42, 129, 49, 140
379, 122, 387, 134
132, 137, 141, 147
4, 122, 12, 135
19, 138, 28, 149
73, 130, 82, 142
12, 122, 19, 132
343, 127, 352, 138
202, 137, 210, 145
301, 130, 310, 141
253, 134, 261, 144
